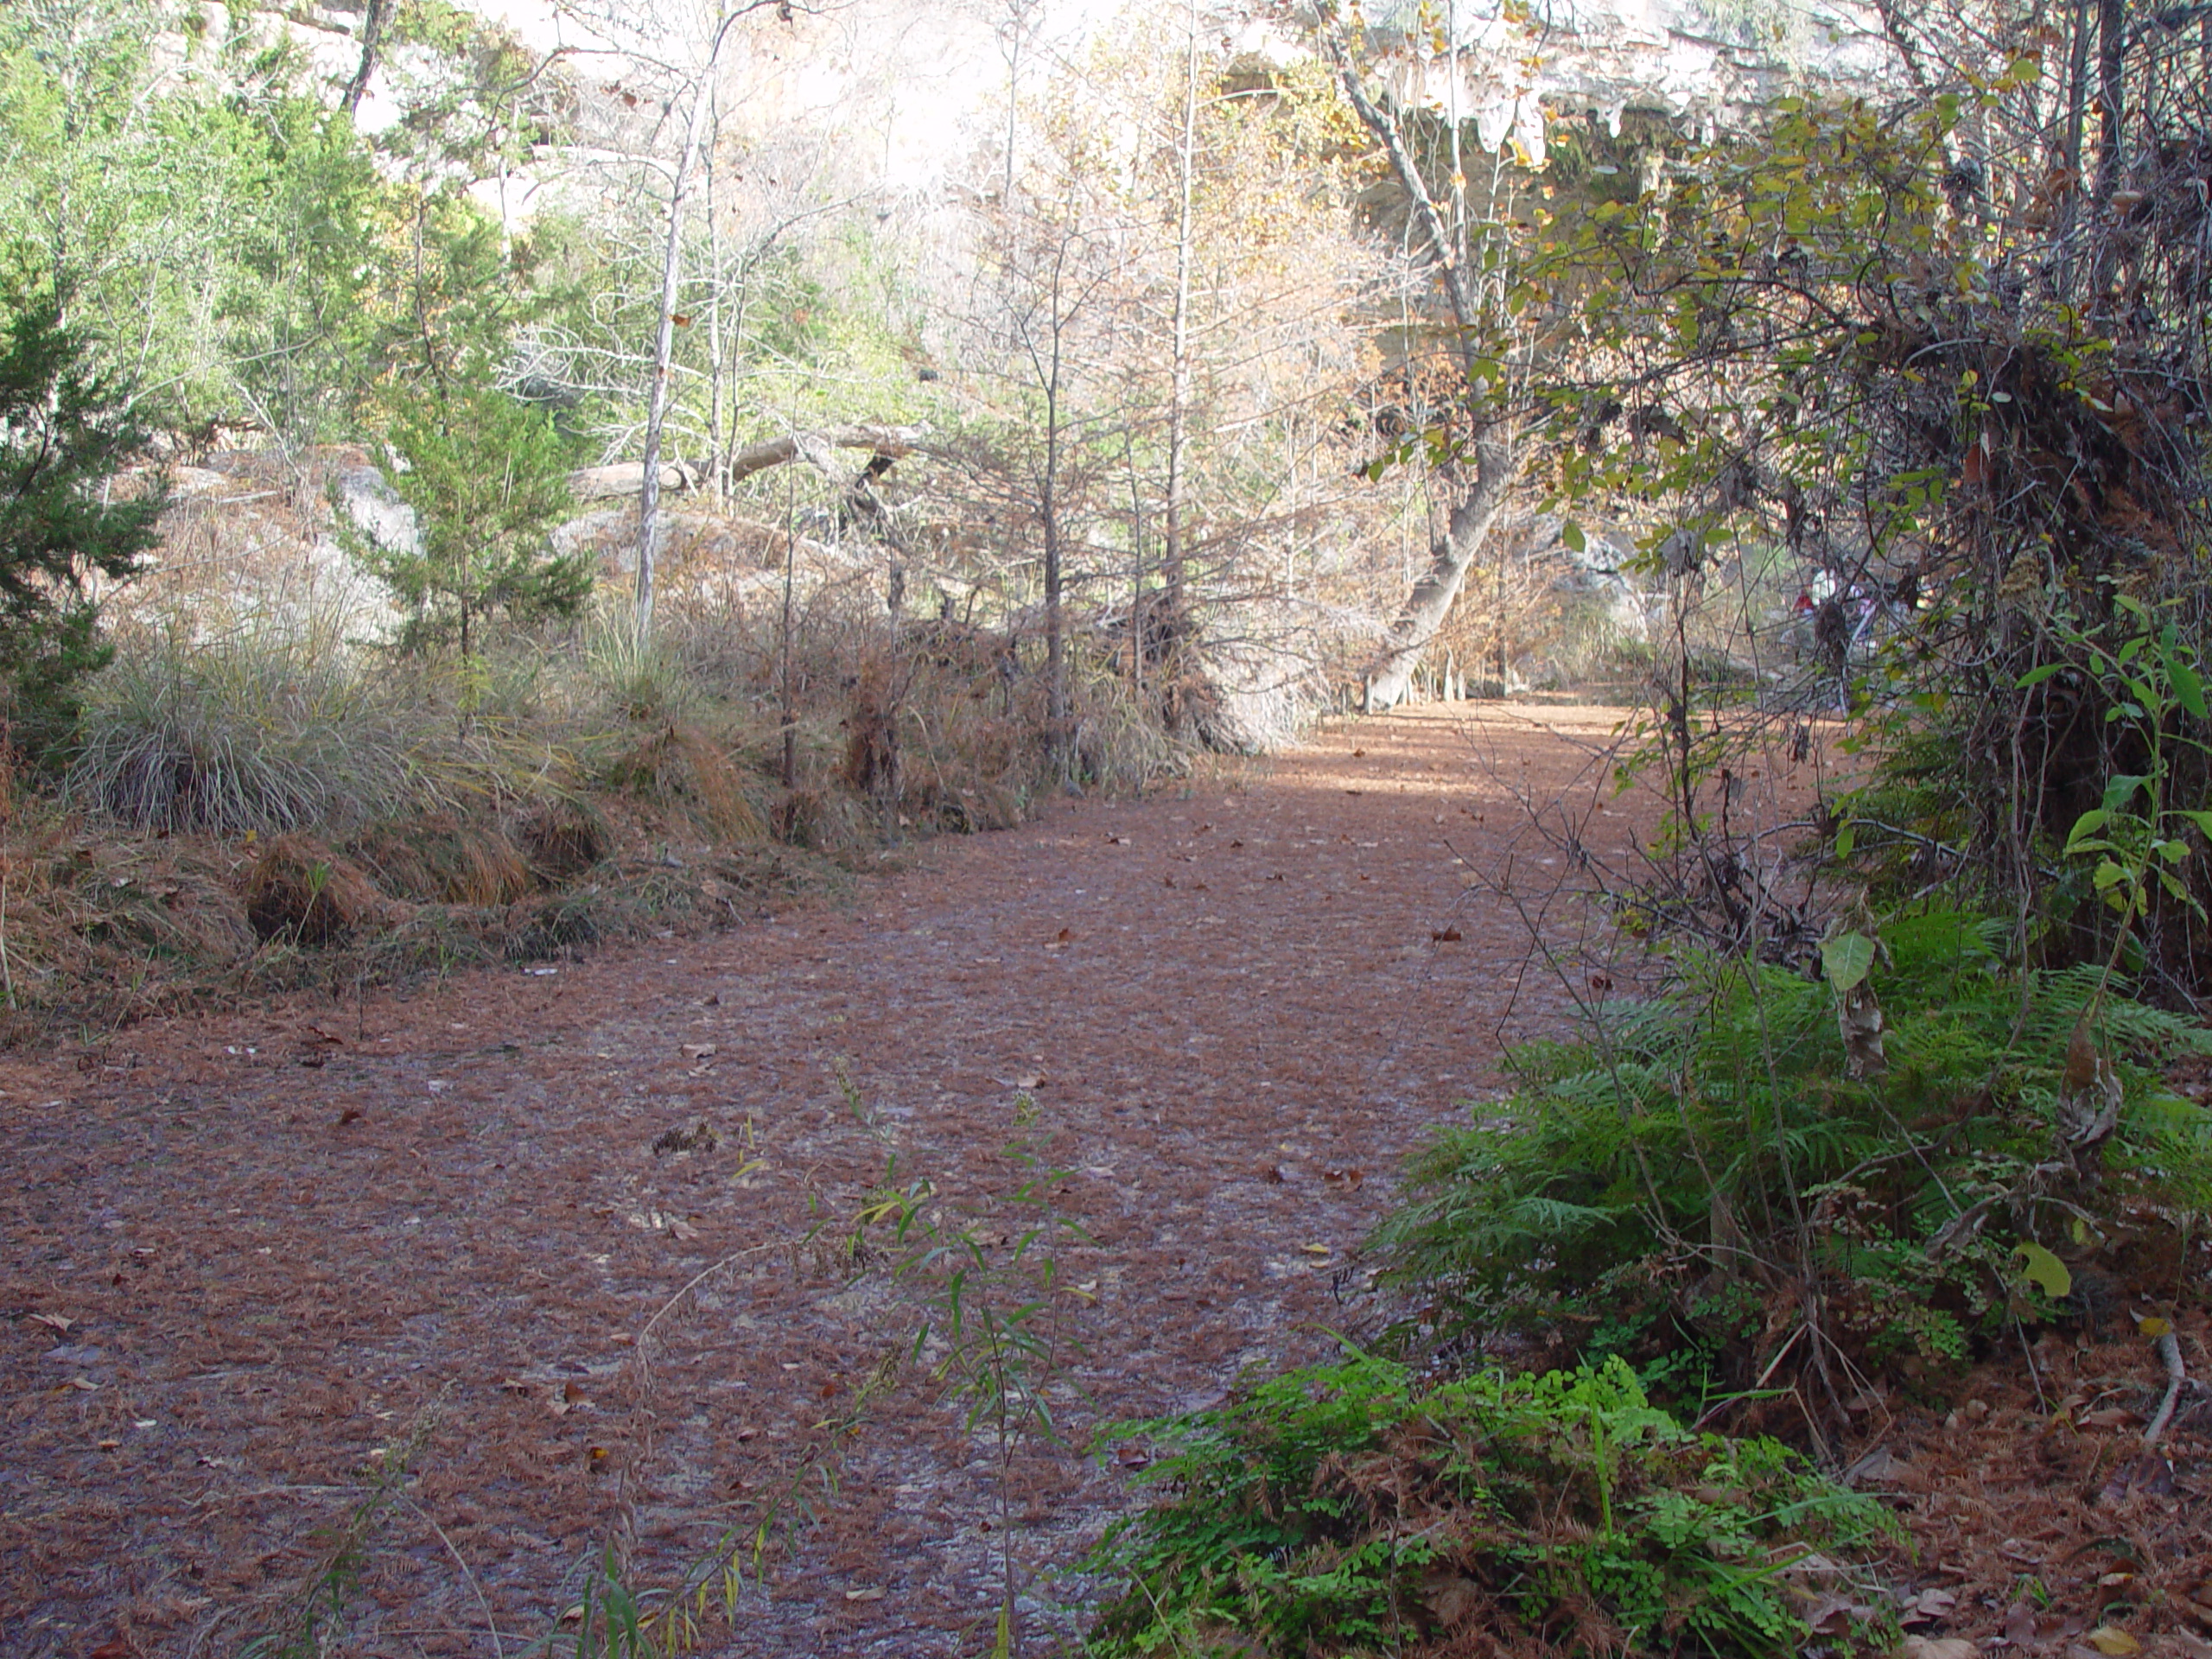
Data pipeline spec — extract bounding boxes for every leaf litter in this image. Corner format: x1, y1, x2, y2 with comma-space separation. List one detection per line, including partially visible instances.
0, 704, 2203, 1656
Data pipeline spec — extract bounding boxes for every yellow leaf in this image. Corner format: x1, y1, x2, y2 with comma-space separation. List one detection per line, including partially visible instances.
2138, 1315, 2172, 1338
2087, 1628, 2140, 1656
2013, 1241, 2072, 1300
1301, 1243, 1332, 1256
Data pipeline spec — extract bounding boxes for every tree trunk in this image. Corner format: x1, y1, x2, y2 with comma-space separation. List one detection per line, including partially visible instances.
1363, 433, 1513, 710
341, 0, 390, 119
638, 9, 749, 645
1042, 328, 1068, 772
2094, 0, 2126, 207
1160, 0, 1198, 644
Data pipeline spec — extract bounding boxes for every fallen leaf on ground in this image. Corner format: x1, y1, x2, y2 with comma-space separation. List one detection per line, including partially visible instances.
1898, 1639, 1979, 1659
2087, 1630, 2141, 1656
1431, 926, 1463, 943
1899, 1589, 1958, 1625
844, 1586, 884, 1602
28, 1313, 73, 1334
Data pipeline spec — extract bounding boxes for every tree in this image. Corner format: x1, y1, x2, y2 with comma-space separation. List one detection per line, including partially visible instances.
1317, 9, 1529, 711
0, 295, 162, 754
349, 365, 588, 658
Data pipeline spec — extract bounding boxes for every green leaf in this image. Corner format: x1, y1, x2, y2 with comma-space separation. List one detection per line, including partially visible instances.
2065, 808, 2111, 849
2093, 857, 2128, 893
1833, 821, 1855, 860
2170, 661, 2206, 719
1561, 520, 1586, 554
2013, 1242, 2071, 1300
1821, 931, 1876, 994
2175, 810, 2212, 839
2101, 775, 2149, 811
2016, 663, 2066, 689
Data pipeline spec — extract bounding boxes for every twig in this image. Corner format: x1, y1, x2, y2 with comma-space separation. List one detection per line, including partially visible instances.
2144, 1327, 2186, 1446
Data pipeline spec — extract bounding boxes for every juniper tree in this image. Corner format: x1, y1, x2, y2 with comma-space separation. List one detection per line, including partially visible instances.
350, 365, 590, 658
0, 296, 162, 757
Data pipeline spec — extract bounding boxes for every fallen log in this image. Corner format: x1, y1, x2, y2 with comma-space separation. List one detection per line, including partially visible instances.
567, 425, 931, 500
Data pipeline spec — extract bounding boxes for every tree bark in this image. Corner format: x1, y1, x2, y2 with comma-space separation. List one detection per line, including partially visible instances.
1363, 433, 1513, 710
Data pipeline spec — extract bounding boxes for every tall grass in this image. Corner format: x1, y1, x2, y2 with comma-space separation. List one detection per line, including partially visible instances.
67, 611, 433, 836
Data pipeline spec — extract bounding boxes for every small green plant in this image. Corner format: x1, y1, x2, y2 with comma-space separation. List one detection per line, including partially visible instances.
1085, 1352, 1891, 1659
857, 1093, 1090, 1656
0, 294, 165, 759
67, 611, 428, 834
2028, 593, 2212, 953
239, 1408, 440, 1659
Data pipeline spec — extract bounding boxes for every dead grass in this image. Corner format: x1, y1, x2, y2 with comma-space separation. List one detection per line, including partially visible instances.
349, 813, 535, 906
238, 836, 399, 944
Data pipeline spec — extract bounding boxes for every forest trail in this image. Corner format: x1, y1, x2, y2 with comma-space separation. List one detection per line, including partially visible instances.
2, 704, 1658, 1658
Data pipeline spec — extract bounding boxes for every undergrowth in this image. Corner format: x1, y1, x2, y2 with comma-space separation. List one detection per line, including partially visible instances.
1367, 907, 2212, 1398
1085, 1352, 1891, 1659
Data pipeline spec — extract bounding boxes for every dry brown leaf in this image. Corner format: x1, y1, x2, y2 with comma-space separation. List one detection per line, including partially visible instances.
2058, 1023, 2123, 1146
28, 1312, 73, 1333
1898, 1639, 1980, 1659
844, 1586, 885, 1603
1899, 1588, 1959, 1626
1840, 982, 1888, 1077
1421, 1570, 1484, 1628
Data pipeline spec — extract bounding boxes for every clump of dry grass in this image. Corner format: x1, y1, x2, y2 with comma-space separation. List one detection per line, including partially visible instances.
349, 814, 535, 906
240, 836, 399, 944
599, 721, 766, 842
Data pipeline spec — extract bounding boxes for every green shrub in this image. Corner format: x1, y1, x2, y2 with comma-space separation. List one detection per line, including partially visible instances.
1086, 1353, 1889, 1659
0, 296, 164, 758
1369, 908, 2212, 1382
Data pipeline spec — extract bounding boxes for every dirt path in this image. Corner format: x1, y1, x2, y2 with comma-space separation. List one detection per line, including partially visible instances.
1, 705, 1648, 1659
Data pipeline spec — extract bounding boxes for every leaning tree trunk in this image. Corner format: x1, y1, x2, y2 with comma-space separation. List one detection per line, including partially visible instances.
1363, 432, 1515, 711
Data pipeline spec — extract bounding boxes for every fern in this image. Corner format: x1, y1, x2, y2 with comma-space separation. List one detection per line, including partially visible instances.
1371, 906, 2212, 1378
